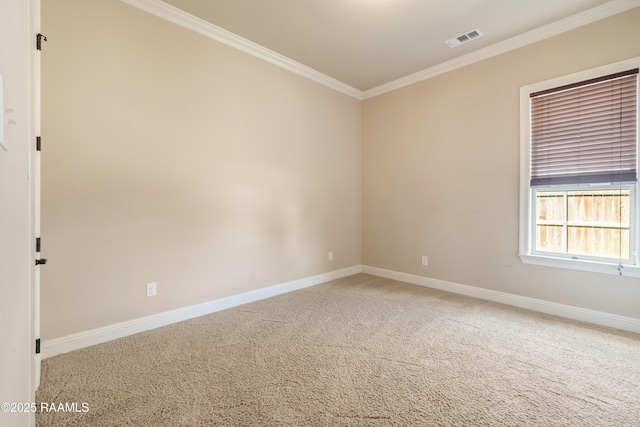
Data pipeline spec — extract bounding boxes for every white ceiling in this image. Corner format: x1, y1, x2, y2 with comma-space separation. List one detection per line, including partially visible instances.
157, 0, 638, 92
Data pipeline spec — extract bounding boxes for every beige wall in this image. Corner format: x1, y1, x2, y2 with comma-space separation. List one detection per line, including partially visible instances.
42, 1, 640, 343
0, 0, 35, 425
41, 0, 361, 340
362, 8, 640, 319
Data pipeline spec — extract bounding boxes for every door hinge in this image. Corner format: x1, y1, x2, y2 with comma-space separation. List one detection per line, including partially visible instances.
36, 237, 41, 252
36, 136, 41, 151
37, 33, 47, 51
36, 338, 41, 355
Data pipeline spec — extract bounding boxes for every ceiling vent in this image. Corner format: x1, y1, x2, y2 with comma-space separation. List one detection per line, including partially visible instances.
445, 28, 484, 48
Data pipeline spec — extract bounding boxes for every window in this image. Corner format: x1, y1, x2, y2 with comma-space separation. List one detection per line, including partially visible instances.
535, 189, 630, 258
519, 58, 640, 277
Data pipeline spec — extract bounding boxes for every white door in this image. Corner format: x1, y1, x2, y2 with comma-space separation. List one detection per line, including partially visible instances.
33, 0, 44, 389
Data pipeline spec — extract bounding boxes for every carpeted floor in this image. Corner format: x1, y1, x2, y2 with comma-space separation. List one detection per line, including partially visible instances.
36, 274, 640, 426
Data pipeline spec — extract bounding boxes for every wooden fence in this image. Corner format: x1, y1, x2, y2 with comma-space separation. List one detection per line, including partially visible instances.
536, 189, 630, 259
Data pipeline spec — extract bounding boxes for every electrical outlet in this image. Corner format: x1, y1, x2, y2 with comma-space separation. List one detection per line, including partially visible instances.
421, 256, 428, 266
328, 251, 334, 261
146, 282, 157, 297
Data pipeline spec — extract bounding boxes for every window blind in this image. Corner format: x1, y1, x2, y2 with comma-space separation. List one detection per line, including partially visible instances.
530, 68, 638, 187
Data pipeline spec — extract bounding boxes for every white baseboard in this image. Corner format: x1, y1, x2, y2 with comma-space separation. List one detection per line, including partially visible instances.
42, 265, 363, 359
362, 265, 640, 334
43, 264, 638, 359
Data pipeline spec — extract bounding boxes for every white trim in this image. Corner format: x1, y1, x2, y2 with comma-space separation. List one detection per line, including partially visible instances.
519, 254, 640, 277
41, 265, 363, 359
362, 265, 640, 334
119, 0, 640, 101
42, 263, 640, 358
362, 0, 640, 99
119, 0, 363, 100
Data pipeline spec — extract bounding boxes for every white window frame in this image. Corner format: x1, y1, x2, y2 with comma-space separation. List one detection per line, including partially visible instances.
519, 57, 640, 278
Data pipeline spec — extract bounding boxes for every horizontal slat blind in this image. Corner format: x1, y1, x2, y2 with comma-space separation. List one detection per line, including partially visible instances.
530, 69, 638, 187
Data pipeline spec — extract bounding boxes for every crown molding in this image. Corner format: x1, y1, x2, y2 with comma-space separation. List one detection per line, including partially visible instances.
121, 0, 639, 101
362, 0, 640, 99
119, 0, 365, 100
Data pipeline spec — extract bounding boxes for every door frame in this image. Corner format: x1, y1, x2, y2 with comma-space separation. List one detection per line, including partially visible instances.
31, 0, 42, 391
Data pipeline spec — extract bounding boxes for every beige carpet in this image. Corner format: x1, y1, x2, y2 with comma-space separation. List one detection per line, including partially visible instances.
36, 274, 640, 426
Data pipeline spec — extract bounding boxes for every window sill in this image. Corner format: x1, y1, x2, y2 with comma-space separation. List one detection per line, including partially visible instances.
518, 254, 640, 278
